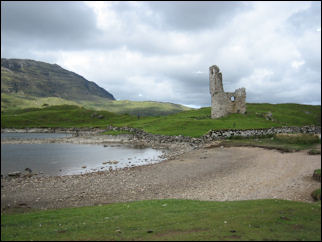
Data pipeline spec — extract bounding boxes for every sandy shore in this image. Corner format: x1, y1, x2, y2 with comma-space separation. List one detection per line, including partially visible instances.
1, 141, 321, 212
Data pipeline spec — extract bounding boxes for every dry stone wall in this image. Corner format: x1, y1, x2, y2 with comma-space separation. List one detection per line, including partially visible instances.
105, 125, 321, 145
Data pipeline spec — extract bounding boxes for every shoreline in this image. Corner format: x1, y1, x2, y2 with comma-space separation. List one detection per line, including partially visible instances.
1, 146, 320, 213
1, 129, 321, 213
2, 125, 321, 144
1, 132, 197, 178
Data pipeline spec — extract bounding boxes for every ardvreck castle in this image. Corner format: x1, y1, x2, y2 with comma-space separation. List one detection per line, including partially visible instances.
209, 65, 246, 119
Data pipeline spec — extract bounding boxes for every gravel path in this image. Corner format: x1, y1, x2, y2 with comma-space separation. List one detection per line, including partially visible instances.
1, 145, 321, 212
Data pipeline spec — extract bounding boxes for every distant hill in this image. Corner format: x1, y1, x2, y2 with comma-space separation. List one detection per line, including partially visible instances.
1, 58, 115, 101
1, 58, 191, 116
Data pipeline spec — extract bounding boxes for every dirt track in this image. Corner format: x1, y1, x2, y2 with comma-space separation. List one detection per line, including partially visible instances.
1, 146, 321, 212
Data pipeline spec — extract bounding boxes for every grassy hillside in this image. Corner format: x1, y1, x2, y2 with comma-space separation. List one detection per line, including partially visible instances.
1, 58, 190, 116
78, 99, 192, 116
1, 103, 320, 137
1, 105, 134, 128
1, 199, 321, 241
1, 93, 191, 117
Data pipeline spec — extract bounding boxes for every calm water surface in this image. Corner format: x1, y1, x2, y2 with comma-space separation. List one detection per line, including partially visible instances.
1, 133, 165, 176
1, 132, 73, 140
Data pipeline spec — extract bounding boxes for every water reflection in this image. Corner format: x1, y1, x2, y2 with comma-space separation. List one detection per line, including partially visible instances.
1, 132, 73, 140
1, 143, 165, 176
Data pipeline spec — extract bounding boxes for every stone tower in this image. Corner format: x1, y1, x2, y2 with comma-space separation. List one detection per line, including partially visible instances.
209, 65, 246, 119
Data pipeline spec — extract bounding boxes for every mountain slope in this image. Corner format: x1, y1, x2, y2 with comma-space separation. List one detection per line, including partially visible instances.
1, 58, 115, 101
1, 58, 191, 115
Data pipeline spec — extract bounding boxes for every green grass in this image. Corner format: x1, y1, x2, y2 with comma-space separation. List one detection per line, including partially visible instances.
274, 133, 320, 144
224, 134, 321, 152
308, 149, 321, 155
1, 199, 321, 241
314, 169, 321, 176
1, 93, 81, 111
1, 105, 136, 129
1, 103, 321, 137
78, 99, 191, 116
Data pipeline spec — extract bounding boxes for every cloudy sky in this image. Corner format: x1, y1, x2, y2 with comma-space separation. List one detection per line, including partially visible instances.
1, 1, 321, 107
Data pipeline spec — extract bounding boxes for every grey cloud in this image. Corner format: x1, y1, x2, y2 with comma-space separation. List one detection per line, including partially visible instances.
145, 1, 248, 31
1, 1, 100, 52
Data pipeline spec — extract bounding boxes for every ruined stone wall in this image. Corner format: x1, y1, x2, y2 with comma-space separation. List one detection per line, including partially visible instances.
209, 65, 246, 119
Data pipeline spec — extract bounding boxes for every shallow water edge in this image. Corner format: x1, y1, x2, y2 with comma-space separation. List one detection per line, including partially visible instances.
1, 130, 195, 178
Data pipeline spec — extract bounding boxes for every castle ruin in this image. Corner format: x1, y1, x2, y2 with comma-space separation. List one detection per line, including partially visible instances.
209, 65, 246, 119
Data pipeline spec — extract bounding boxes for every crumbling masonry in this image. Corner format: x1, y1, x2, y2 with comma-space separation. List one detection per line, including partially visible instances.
209, 65, 246, 119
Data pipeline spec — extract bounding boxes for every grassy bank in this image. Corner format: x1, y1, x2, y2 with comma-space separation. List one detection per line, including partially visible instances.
1, 199, 321, 241
222, 133, 321, 152
1, 103, 321, 137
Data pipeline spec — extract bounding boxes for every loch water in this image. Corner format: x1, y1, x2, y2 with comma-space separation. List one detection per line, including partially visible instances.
1, 132, 73, 140
1, 133, 165, 176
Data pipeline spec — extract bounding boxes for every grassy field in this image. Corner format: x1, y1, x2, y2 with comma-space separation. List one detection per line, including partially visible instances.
1, 199, 321, 241
1, 93, 191, 116
1, 105, 135, 128
1, 103, 321, 137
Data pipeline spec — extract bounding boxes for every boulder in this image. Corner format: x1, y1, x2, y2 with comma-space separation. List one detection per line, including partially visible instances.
25, 168, 32, 173
8, 171, 21, 178
264, 111, 273, 120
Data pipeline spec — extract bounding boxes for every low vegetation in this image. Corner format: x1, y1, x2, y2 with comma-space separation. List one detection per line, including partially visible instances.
1, 105, 135, 129
224, 133, 321, 152
1, 103, 321, 137
313, 169, 321, 181
308, 149, 321, 155
314, 169, 321, 176
311, 170, 321, 201
311, 189, 321, 201
1, 199, 321, 241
